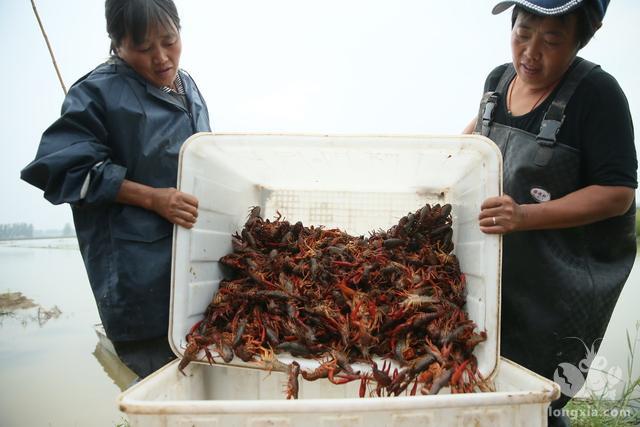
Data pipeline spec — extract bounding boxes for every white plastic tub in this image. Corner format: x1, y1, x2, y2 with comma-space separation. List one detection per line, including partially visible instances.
119, 357, 560, 427
119, 133, 560, 426
168, 132, 502, 377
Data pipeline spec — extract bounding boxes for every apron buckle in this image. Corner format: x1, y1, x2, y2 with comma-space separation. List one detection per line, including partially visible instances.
481, 94, 499, 137
537, 118, 564, 146
482, 94, 499, 123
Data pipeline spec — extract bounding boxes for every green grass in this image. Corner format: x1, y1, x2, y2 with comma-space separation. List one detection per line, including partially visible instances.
565, 324, 640, 426
565, 399, 639, 426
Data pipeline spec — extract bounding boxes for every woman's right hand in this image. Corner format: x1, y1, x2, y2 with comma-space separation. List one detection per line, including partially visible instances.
150, 188, 199, 229
462, 117, 477, 134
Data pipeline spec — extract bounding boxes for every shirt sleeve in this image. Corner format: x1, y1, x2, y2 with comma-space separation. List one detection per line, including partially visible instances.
578, 71, 637, 188
20, 77, 127, 206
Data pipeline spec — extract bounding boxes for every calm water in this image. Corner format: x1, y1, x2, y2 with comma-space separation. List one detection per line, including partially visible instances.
0, 238, 638, 426
0, 239, 133, 427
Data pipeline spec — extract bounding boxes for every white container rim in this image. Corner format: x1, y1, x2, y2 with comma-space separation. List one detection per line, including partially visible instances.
119, 359, 559, 415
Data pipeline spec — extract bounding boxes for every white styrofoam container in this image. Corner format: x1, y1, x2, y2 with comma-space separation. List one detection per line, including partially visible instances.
119, 357, 560, 427
117, 133, 563, 426
168, 132, 502, 378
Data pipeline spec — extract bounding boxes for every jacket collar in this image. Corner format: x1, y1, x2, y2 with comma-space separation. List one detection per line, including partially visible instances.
107, 56, 190, 113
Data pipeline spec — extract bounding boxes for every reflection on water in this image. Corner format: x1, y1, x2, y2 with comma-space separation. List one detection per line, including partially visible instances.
37, 305, 63, 324
0, 305, 62, 328
93, 342, 138, 392
0, 238, 638, 427
93, 323, 138, 391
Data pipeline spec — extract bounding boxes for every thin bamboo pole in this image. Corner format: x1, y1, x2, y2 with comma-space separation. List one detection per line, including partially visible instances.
30, 0, 67, 95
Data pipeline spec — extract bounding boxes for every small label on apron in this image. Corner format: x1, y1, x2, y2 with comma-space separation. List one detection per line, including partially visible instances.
530, 187, 551, 203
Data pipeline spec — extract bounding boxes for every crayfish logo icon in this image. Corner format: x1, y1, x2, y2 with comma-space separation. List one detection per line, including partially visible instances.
553, 337, 622, 398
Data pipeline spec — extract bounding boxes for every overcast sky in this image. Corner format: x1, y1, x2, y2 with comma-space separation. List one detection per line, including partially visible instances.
2, 0, 639, 229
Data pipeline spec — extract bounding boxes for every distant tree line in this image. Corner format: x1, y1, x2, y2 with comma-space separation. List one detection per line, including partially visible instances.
62, 223, 74, 236
0, 222, 76, 240
0, 223, 34, 239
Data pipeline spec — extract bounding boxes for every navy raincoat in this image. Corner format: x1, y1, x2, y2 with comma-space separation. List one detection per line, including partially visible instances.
21, 58, 211, 341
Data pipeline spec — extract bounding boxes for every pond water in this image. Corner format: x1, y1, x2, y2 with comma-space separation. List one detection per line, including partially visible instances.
0, 239, 133, 427
0, 238, 638, 426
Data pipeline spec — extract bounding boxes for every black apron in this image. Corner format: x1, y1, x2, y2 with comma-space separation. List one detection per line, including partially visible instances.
474, 60, 636, 399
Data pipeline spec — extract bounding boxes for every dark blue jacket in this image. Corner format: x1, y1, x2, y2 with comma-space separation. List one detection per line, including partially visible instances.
21, 58, 211, 341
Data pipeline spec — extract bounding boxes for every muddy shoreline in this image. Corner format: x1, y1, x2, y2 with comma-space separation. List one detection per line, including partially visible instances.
0, 291, 38, 314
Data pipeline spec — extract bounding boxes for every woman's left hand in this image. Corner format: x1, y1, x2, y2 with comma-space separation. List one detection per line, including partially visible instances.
478, 186, 634, 235
115, 179, 199, 229
478, 194, 525, 234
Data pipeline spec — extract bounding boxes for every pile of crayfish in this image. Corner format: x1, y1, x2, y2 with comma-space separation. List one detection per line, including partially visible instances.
179, 203, 492, 399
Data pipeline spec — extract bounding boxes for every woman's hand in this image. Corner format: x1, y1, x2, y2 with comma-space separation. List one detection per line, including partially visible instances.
478, 186, 634, 235
462, 117, 477, 134
479, 195, 525, 234
150, 188, 199, 229
116, 179, 199, 229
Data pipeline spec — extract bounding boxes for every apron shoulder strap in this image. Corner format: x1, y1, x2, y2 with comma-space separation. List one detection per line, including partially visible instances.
474, 64, 516, 136
534, 58, 599, 166
495, 64, 516, 96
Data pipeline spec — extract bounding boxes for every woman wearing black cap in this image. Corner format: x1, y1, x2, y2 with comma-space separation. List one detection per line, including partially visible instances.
464, 1, 636, 425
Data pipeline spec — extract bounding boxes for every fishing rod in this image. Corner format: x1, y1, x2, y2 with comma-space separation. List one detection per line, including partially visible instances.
30, 0, 67, 95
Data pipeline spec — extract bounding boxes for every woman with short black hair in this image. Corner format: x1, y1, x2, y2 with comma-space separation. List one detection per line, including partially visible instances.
464, 1, 636, 425
21, 0, 211, 378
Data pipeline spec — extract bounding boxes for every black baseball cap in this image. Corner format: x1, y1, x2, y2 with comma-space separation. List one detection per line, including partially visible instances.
492, 0, 609, 20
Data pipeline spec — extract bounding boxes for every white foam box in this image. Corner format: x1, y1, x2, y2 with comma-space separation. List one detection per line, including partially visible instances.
118, 133, 560, 426
119, 357, 559, 427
